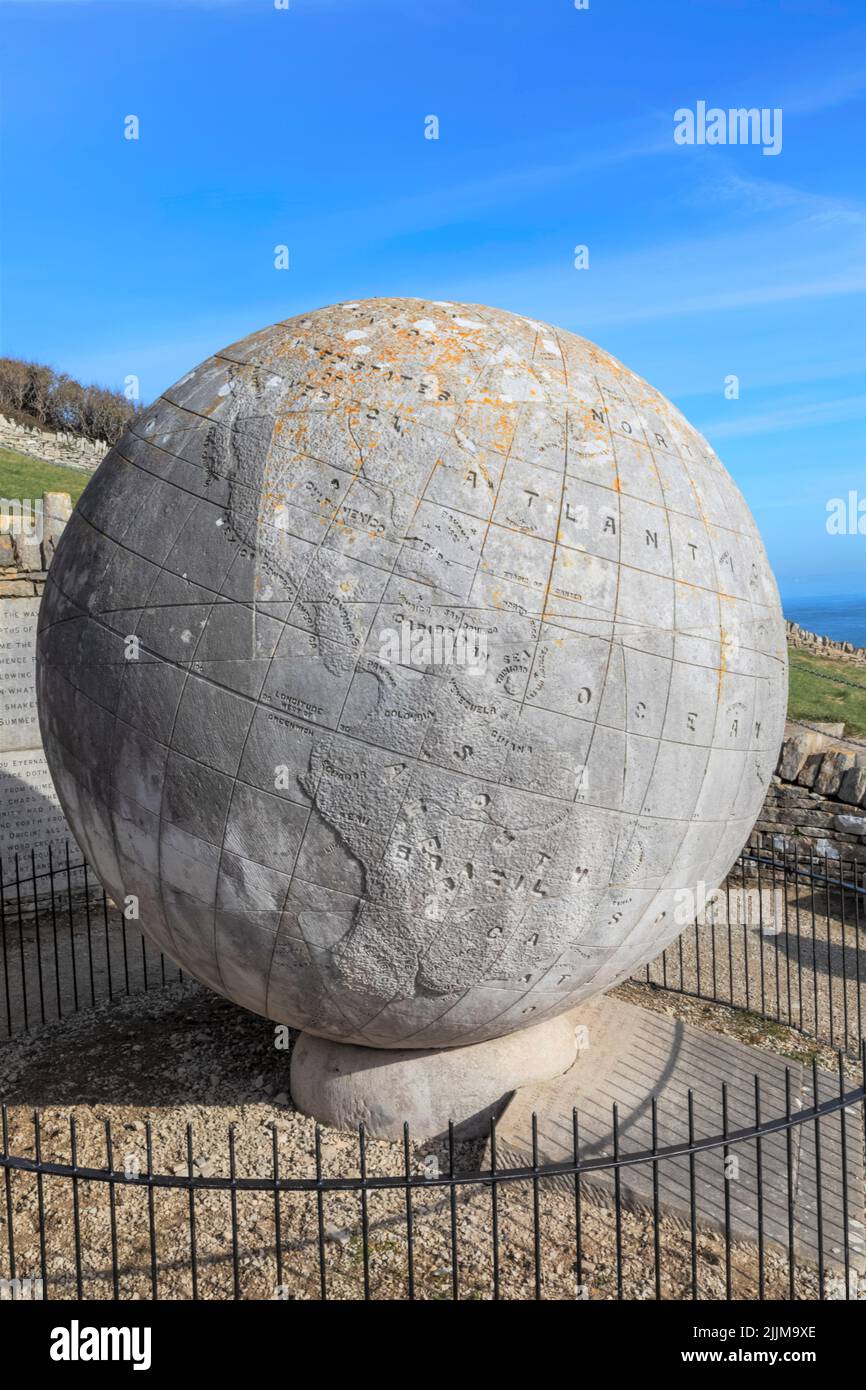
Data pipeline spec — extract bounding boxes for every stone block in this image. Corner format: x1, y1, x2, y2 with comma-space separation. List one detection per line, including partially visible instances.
778, 729, 820, 781
12, 532, 41, 572
797, 751, 825, 788
839, 761, 866, 807
41, 491, 72, 568
835, 814, 866, 837
814, 749, 857, 797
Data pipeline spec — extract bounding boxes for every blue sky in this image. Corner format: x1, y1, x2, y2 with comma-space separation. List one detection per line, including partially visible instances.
1, 0, 865, 602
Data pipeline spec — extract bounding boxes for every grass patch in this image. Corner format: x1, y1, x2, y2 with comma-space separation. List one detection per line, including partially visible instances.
0, 446, 92, 505
787, 648, 866, 738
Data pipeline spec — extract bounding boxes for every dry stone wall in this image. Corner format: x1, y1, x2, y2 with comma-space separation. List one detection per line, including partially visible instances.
786, 619, 866, 666
0, 413, 108, 472
755, 721, 866, 861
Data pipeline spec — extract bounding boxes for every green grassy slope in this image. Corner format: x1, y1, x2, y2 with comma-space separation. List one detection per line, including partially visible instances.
787, 648, 866, 738
0, 446, 92, 505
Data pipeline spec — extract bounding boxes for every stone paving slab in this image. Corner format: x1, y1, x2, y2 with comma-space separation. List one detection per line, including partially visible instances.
493, 996, 865, 1274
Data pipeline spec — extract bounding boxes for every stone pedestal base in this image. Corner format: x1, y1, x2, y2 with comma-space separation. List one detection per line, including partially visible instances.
289, 1012, 580, 1141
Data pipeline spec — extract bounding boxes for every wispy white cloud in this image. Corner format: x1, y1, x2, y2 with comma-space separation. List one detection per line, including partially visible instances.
702, 394, 866, 440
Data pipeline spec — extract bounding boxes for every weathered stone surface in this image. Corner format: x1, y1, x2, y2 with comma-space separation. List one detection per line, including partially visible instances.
12, 532, 41, 573
835, 813, 866, 837
797, 751, 825, 788
814, 749, 857, 797
41, 491, 73, 567
778, 729, 819, 782
36, 298, 787, 1049
290, 1011, 580, 1139
839, 760, 866, 807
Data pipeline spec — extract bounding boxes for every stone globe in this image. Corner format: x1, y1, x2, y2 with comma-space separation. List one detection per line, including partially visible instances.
36, 298, 787, 1049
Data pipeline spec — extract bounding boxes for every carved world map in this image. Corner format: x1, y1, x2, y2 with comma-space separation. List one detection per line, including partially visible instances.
36, 299, 787, 1047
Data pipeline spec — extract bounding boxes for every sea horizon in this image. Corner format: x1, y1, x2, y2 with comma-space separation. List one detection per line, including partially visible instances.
782, 593, 866, 649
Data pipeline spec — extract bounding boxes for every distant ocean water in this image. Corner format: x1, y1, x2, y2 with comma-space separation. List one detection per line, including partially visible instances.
783, 595, 866, 649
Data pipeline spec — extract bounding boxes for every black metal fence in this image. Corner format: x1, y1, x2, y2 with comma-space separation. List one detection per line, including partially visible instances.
1, 833, 865, 1301
0, 842, 182, 1040
643, 834, 866, 1059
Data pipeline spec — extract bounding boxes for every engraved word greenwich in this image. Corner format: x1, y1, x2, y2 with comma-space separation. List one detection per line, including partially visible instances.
36, 298, 787, 1049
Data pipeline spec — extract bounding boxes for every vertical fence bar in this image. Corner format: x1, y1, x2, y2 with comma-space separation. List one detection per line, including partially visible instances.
64, 844, 78, 1014
838, 1053, 851, 1301
14, 856, 28, 1033
47, 845, 62, 1020
81, 860, 95, 1007
106, 1118, 120, 1301
651, 1096, 661, 1302
33, 1111, 48, 1299
757, 850, 767, 1020
853, 865, 863, 1045
688, 1090, 698, 1300
572, 1108, 583, 1299
228, 1123, 240, 1301
531, 1112, 542, 1301
613, 1103, 623, 1301
754, 1076, 764, 1302
30, 850, 45, 1026
489, 1116, 499, 1302
313, 1125, 325, 1302
403, 1122, 415, 1302
359, 1123, 371, 1302
812, 1059, 825, 1299
102, 888, 113, 1003
824, 852, 835, 1049
838, 857, 850, 1050
448, 1120, 458, 1302
722, 1083, 732, 1300
186, 1124, 199, 1302
70, 1115, 83, 1300
145, 1121, 158, 1300
2, 1103, 16, 1287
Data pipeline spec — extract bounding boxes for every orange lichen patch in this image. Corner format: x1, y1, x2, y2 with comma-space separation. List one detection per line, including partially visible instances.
717, 626, 729, 698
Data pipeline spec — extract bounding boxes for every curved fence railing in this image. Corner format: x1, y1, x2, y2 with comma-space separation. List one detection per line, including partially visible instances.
1, 1054, 864, 1301
1, 832, 865, 1300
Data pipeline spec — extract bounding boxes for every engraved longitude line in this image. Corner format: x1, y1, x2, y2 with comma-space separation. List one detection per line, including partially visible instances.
600, 383, 685, 899
205, 395, 381, 1005
281, 319, 523, 1036
261, 317, 517, 1028
388, 324, 617, 1046
316, 313, 591, 1043
84, 466, 200, 966
355, 326, 550, 1044
157, 397, 285, 981
472, 340, 634, 1032
512, 373, 643, 1027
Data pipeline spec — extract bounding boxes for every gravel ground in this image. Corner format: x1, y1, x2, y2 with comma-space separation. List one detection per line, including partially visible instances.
0, 980, 863, 1301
